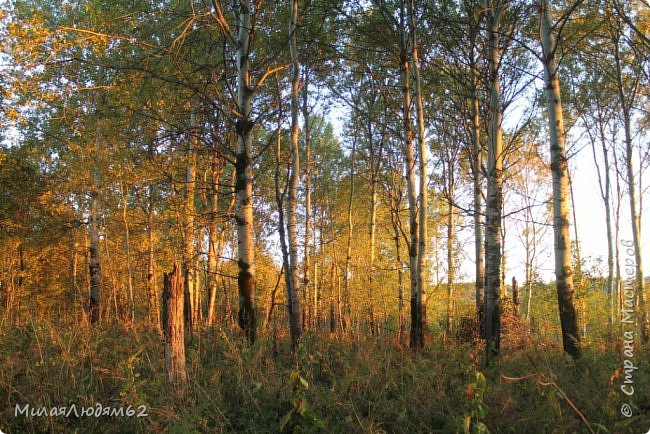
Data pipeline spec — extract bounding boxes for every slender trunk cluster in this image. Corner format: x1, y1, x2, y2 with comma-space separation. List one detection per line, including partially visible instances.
399, 0, 428, 350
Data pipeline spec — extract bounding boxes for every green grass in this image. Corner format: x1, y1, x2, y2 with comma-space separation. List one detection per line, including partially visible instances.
0, 311, 648, 433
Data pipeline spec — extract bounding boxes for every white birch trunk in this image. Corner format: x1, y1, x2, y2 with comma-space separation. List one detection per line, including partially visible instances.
484, 0, 505, 361
235, 0, 257, 342
287, 0, 303, 349
540, 0, 581, 358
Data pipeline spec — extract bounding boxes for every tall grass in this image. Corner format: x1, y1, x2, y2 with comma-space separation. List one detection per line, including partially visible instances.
0, 307, 648, 433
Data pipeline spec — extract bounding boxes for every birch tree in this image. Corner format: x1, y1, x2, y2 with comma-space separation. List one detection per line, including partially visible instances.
539, 0, 581, 359
483, 0, 506, 361
287, 0, 304, 349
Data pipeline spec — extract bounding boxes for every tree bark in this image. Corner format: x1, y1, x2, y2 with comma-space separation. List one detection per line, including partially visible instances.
89, 123, 101, 324
586, 106, 615, 329
540, 0, 581, 359
287, 0, 304, 350
147, 184, 161, 332
343, 130, 356, 334
121, 183, 135, 323
470, 79, 485, 336
399, 0, 421, 350
183, 113, 198, 333
484, 0, 505, 362
163, 263, 187, 387
407, 0, 428, 348
207, 159, 224, 327
302, 79, 313, 332
611, 17, 648, 343
389, 188, 406, 344
512, 276, 520, 315
235, 0, 257, 343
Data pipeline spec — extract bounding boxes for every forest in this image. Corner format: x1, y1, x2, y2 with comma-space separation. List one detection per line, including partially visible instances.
0, 0, 649, 432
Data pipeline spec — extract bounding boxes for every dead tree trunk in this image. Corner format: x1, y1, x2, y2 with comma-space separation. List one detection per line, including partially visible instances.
512, 276, 520, 315
163, 264, 187, 387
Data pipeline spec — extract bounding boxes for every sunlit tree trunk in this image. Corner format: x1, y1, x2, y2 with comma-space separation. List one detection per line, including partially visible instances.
89, 122, 101, 324
287, 0, 304, 349
470, 78, 485, 335
398, 0, 421, 350
540, 0, 580, 359
120, 183, 135, 323
368, 169, 378, 335
302, 80, 313, 331
344, 130, 356, 333
163, 263, 187, 387
147, 184, 161, 332
611, 17, 648, 343
484, 0, 505, 362
586, 106, 615, 329
207, 158, 225, 327
183, 113, 197, 333
408, 0, 428, 348
512, 276, 520, 315
446, 170, 455, 337
235, 0, 257, 343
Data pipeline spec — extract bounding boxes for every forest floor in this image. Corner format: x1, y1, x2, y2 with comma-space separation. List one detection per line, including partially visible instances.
1, 308, 649, 433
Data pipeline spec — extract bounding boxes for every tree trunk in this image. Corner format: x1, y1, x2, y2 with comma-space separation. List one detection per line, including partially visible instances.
235, 0, 257, 343
512, 276, 520, 315
89, 125, 101, 324
484, 1, 505, 362
344, 129, 356, 334
206, 159, 222, 327
147, 184, 161, 332
287, 0, 304, 350
163, 263, 187, 387
392, 206, 405, 345
407, 0, 428, 348
275, 109, 294, 339
470, 79, 485, 336
446, 161, 455, 338
121, 183, 135, 323
368, 168, 378, 335
399, 0, 420, 350
540, 0, 581, 359
183, 113, 198, 333
586, 106, 615, 329
302, 79, 313, 332
611, 20, 648, 343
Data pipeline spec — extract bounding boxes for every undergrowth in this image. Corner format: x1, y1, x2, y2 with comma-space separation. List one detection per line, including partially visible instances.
0, 312, 648, 433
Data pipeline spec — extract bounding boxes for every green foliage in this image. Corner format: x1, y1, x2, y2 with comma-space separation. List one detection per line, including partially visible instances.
279, 368, 324, 433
